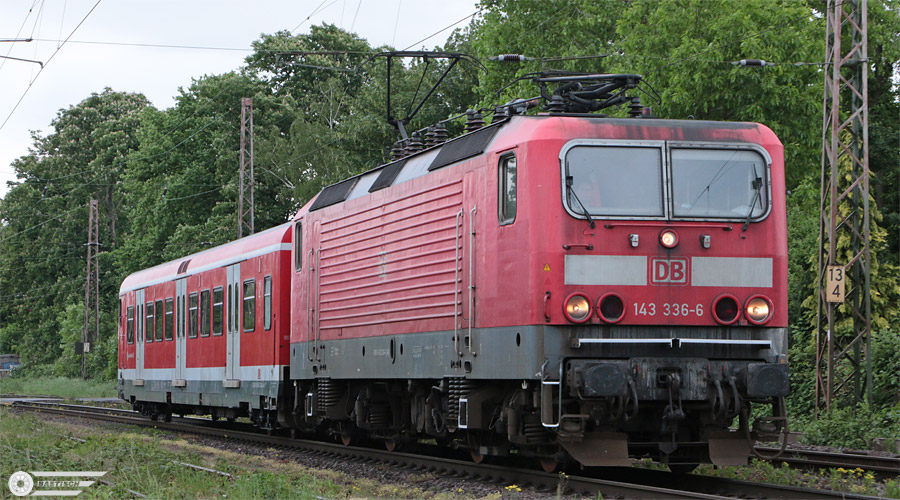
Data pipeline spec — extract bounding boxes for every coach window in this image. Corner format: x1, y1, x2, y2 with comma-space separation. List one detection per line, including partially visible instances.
154, 299, 164, 341
243, 279, 256, 332
145, 302, 154, 343
294, 221, 302, 272
263, 276, 272, 330
499, 155, 517, 225
188, 292, 198, 338
212, 287, 224, 336
127, 306, 135, 344
165, 298, 174, 341
200, 289, 211, 337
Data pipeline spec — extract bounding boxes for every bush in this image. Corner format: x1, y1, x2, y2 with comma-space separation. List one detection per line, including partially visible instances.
797, 403, 900, 450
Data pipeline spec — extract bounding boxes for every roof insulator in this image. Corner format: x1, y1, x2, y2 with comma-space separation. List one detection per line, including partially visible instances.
627, 97, 644, 117
465, 109, 484, 132
492, 105, 509, 123
405, 133, 424, 154
547, 95, 566, 114
424, 126, 437, 147
432, 123, 448, 144
390, 140, 406, 161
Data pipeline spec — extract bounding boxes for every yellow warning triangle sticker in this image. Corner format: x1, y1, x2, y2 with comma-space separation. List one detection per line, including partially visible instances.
543, 264, 551, 271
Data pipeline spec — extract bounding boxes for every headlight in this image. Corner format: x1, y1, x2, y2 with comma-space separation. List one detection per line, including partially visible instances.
597, 293, 625, 323
564, 293, 592, 323
659, 229, 679, 249
745, 295, 773, 324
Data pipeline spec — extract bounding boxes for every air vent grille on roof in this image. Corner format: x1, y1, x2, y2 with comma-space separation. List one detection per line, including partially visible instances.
369, 158, 408, 192
309, 177, 359, 212
428, 125, 499, 172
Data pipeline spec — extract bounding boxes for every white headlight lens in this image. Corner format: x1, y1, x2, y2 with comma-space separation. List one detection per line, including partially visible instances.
564, 294, 591, 323
746, 297, 771, 322
660, 230, 678, 248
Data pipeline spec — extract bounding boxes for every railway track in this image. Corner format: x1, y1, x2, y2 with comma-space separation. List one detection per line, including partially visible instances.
756, 445, 900, 475
6, 400, 891, 499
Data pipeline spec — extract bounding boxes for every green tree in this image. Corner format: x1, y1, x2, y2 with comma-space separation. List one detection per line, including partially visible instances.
0, 89, 150, 371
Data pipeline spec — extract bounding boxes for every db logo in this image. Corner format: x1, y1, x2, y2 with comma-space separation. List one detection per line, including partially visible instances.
650, 257, 689, 285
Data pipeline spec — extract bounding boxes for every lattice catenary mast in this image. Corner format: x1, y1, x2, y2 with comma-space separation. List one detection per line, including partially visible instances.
238, 97, 255, 238
815, 0, 871, 411
83, 199, 100, 379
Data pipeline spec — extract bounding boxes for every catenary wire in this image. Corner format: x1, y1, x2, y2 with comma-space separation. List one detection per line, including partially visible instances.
0, 0, 103, 133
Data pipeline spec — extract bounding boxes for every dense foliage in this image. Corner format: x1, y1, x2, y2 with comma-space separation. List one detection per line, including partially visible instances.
1, 1, 897, 436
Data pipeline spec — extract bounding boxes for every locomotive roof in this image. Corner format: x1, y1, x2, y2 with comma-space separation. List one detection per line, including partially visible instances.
295, 114, 779, 220
119, 222, 292, 294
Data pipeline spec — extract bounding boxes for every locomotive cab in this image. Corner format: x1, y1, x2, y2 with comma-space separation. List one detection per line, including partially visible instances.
514, 116, 790, 468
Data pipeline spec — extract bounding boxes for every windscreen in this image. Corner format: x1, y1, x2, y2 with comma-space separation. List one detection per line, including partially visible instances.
566, 146, 663, 217
670, 149, 767, 219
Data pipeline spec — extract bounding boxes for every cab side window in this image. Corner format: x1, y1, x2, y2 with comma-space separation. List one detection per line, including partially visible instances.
499, 155, 517, 224
294, 221, 303, 272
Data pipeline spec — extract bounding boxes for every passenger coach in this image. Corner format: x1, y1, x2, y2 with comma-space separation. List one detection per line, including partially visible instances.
118, 223, 291, 428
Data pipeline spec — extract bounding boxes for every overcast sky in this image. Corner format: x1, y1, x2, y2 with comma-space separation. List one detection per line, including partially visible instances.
0, 0, 479, 199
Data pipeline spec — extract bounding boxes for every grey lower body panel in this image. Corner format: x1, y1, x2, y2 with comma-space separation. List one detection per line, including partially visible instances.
290, 324, 787, 381
120, 379, 280, 409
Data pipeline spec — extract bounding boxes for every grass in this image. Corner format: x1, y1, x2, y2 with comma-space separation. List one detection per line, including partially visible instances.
696, 459, 900, 498
0, 409, 476, 499
0, 376, 117, 398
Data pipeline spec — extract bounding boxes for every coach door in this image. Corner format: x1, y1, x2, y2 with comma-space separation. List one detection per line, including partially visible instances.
225, 263, 241, 387
174, 278, 187, 386
135, 289, 145, 382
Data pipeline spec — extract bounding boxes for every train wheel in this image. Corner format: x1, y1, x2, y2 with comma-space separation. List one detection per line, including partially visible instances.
668, 463, 698, 474
290, 428, 298, 439
162, 413, 172, 423
338, 422, 356, 446
540, 457, 560, 473
384, 438, 399, 452
539, 448, 567, 473
467, 433, 485, 464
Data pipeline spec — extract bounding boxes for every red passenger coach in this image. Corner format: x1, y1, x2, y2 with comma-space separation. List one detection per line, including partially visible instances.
118, 223, 291, 427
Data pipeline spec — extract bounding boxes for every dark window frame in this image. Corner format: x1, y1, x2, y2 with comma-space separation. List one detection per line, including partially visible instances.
126, 306, 134, 345
154, 299, 164, 341
294, 221, 303, 272
164, 298, 174, 341
263, 275, 272, 331
212, 287, 224, 336
188, 292, 198, 339
499, 154, 517, 225
200, 289, 211, 337
242, 279, 256, 333
145, 301, 154, 343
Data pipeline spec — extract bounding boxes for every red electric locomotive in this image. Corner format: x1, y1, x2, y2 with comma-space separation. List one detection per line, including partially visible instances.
284, 74, 788, 470
118, 223, 292, 428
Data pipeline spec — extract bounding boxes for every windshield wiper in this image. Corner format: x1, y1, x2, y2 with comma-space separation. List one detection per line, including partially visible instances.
566, 175, 596, 229
742, 175, 763, 231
